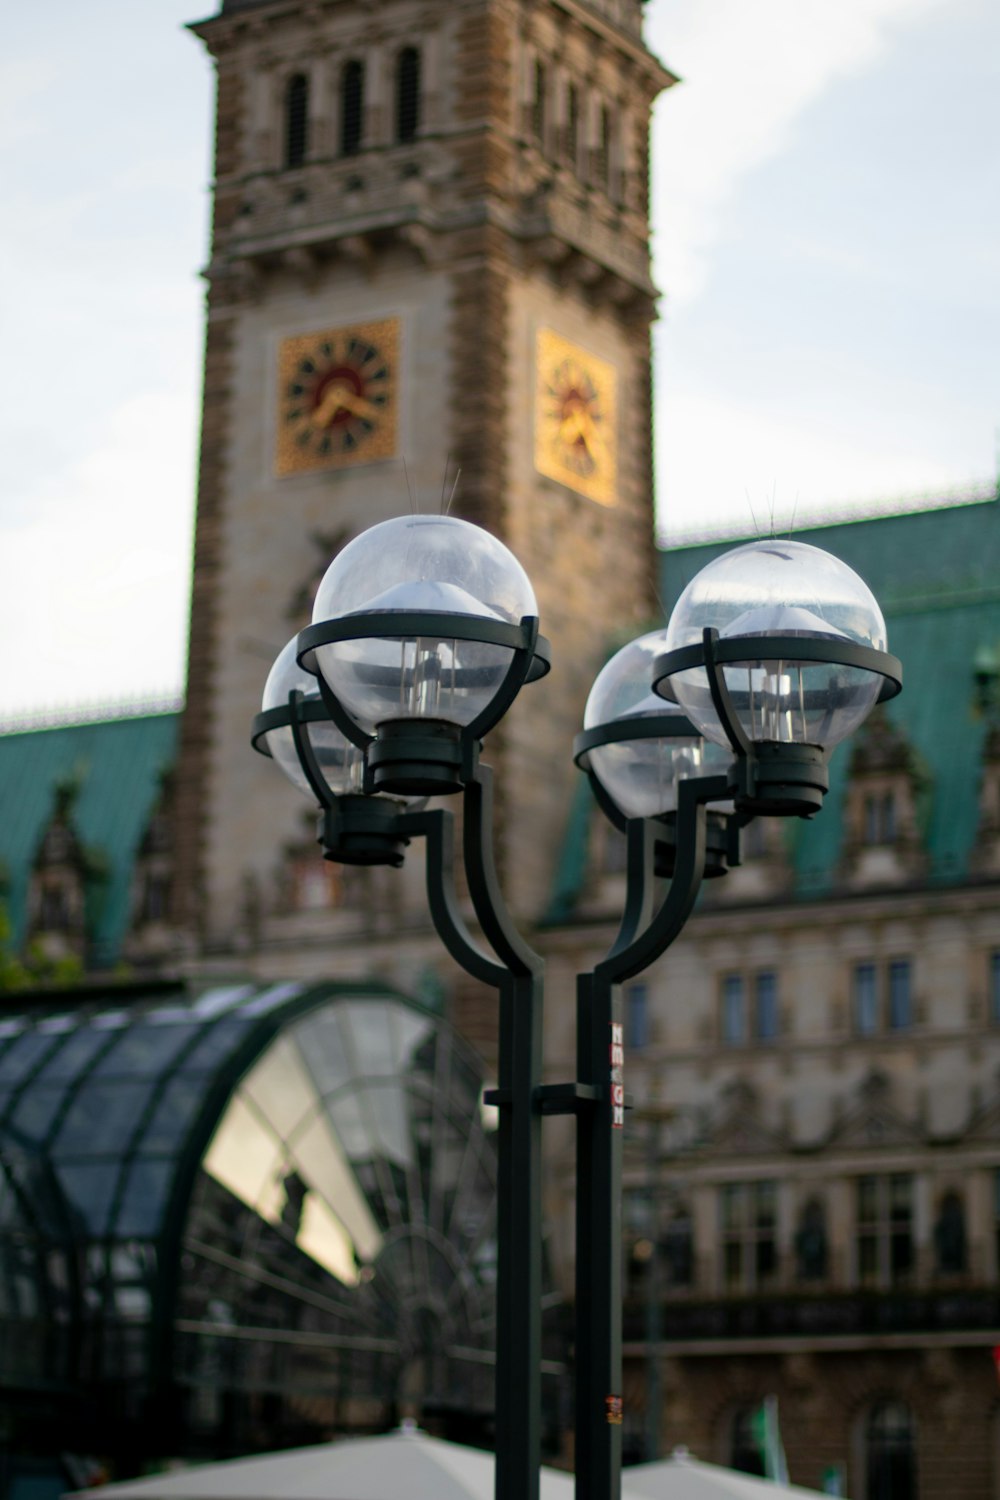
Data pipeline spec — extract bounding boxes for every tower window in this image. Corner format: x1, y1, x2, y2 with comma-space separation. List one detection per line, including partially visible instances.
341, 60, 365, 156
532, 61, 547, 147
594, 104, 611, 189
395, 47, 421, 144
284, 74, 309, 169
565, 83, 580, 167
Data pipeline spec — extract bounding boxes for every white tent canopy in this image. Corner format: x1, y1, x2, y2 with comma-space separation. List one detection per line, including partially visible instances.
72, 1432, 836, 1500
70, 1428, 576, 1500
622, 1453, 837, 1500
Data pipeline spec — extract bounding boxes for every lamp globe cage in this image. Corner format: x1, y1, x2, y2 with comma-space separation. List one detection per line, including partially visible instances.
657, 539, 900, 751
252, 636, 365, 803
299, 514, 548, 795
577, 630, 719, 822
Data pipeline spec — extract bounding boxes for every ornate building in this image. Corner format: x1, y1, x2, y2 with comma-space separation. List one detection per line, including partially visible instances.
172, 0, 672, 964
1, 0, 999, 1495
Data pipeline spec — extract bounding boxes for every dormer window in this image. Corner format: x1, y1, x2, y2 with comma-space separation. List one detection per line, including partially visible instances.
863, 790, 897, 845
340, 61, 364, 156
27, 786, 93, 959
395, 48, 420, 144
842, 708, 927, 886
284, 74, 309, 169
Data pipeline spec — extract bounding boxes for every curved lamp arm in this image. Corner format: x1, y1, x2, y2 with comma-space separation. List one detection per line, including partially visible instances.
462, 762, 543, 981
397, 806, 508, 989
596, 772, 730, 985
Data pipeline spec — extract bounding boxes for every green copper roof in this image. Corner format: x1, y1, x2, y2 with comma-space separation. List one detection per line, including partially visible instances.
659, 495, 1000, 896
548, 494, 1000, 918
0, 713, 179, 964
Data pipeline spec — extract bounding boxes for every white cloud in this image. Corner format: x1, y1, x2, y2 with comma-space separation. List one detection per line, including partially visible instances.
646, 0, 947, 302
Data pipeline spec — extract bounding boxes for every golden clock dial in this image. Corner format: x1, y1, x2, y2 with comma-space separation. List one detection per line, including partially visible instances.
275, 318, 399, 476
535, 329, 617, 506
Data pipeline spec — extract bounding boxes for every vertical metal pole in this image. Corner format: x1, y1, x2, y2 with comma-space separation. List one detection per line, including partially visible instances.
494, 969, 544, 1500
574, 968, 623, 1500
644, 1116, 662, 1462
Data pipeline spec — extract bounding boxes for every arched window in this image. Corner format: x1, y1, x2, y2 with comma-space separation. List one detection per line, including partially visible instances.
396, 47, 421, 144
340, 60, 364, 156
865, 1401, 917, 1500
284, 73, 309, 169
730, 1406, 767, 1477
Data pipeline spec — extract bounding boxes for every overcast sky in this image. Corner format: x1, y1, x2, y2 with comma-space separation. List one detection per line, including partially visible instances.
1, 0, 997, 718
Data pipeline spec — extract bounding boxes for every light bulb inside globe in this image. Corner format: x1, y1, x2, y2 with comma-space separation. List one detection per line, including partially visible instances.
308, 515, 539, 734
660, 540, 893, 752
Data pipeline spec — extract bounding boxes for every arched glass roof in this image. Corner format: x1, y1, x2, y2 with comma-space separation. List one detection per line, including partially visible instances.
0, 980, 500, 1438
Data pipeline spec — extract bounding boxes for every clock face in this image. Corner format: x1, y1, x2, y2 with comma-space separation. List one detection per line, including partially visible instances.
275, 318, 399, 476
535, 329, 617, 506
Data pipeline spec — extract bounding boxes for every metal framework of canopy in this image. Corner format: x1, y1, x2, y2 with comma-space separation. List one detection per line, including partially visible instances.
0, 980, 513, 1464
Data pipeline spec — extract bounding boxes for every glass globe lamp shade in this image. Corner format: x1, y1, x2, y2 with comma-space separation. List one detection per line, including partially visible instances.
583, 631, 716, 820
662, 540, 888, 751
310, 515, 538, 733
260, 638, 365, 800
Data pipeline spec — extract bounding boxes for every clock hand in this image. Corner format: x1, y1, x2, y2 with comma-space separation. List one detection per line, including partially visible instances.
311, 382, 379, 428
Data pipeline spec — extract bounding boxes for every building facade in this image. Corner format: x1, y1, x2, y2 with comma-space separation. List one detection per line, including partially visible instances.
2, 0, 1000, 1495
540, 497, 1000, 1496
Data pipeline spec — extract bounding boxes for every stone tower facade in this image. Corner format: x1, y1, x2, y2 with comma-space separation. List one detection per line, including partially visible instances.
174, 0, 674, 958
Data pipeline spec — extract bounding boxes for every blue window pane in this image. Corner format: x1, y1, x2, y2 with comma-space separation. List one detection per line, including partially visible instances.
57, 1161, 121, 1235
854, 963, 878, 1034
754, 973, 779, 1040
627, 984, 649, 1050
990, 952, 1000, 1024
8, 1084, 69, 1145
141, 1074, 212, 1153
91, 1022, 202, 1079
33, 1025, 112, 1083
114, 1158, 176, 1237
722, 975, 745, 1044
178, 1016, 253, 1073
52, 1080, 155, 1158
888, 960, 912, 1030
0, 1032, 61, 1085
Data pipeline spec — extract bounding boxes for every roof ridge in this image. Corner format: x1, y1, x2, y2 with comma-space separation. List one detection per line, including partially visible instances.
659, 481, 997, 549
0, 694, 184, 735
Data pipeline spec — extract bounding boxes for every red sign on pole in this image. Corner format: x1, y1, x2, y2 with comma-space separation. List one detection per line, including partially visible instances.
610, 1021, 624, 1129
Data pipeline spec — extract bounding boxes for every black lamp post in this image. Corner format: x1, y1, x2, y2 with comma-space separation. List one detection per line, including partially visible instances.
252, 519, 901, 1500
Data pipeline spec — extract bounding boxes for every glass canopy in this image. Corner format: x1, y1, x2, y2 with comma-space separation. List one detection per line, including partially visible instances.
0, 980, 502, 1450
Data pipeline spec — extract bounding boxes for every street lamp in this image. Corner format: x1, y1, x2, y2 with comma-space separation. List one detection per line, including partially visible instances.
252, 518, 900, 1500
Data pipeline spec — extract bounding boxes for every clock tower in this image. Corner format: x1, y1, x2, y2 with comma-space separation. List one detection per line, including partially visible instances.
174, 0, 675, 958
